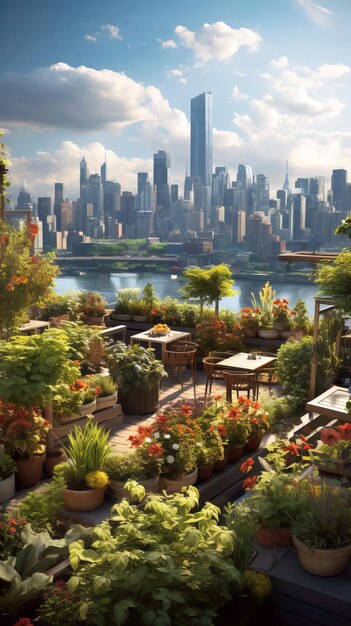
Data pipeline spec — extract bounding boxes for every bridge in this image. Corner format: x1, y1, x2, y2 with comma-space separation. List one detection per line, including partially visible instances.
56, 255, 180, 267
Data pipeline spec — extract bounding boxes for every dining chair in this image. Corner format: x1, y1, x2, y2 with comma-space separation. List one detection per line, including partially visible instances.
251, 351, 278, 394
222, 370, 258, 403
202, 356, 226, 397
163, 341, 198, 397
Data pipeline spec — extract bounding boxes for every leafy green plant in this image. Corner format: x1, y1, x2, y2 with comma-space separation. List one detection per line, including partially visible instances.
89, 374, 116, 397
62, 419, 111, 489
52, 383, 82, 422
104, 452, 154, 482
251, 282, 276, 329
291, 299, 311, 334
276, 336, 313, 405
0, 450, 16, 479
18, 476, 66, 534
223, 503, 256, 574
107, 342, 167, 393
62, 485, 240, 625
292, 484, 351, 549
77, 291, 106, 318
0, 329, 78, 407
248, 474, 308, 530
43, 291, 81, 321
316, 251, 351, 313
114, 288, 140, 314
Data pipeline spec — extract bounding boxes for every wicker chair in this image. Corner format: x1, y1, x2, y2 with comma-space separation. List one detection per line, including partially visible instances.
163, 341, 198, 397
222, 371, 258, 402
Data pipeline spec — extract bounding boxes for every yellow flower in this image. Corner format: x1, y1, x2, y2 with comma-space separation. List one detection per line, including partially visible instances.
242, 570, 272, 603
86, 470, 109, 489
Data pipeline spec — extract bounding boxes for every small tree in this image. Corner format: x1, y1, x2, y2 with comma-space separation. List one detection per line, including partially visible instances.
181, 264, 236, 316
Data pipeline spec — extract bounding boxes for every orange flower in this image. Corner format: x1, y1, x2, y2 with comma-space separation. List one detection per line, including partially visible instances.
240, 458, 254, 473
147, 443, 164, 457
243, 475, 257, 490
320, 428, 341, 446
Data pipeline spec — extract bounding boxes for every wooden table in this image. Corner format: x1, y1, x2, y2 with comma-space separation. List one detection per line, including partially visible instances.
217, 352, 276, 372
19, 320, 50, 335
306, 386, 350, 422
130, 329, 192, 360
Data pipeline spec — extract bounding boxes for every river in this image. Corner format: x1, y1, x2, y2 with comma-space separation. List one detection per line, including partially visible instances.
55, 271, 319, 314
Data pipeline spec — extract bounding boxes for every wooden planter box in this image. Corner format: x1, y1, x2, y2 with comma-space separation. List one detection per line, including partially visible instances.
118, 384, 159, 415
48, 404, 123, 449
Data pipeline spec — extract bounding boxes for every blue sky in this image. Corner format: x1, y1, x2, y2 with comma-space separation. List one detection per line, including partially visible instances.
1, 0, 351, 200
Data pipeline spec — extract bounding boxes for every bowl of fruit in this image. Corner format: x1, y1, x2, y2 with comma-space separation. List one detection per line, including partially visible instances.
149, 323, 170, 336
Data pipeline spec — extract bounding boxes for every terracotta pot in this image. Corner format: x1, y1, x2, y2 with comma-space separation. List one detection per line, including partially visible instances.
44, 449, 67, 478
197, 463, 215, 482
95, 391, 118, 411
78, 399, 97, 416
293, 535, 351, 576
159, 468, 198, 493
0, 473, 15, 503
257, 329, 280, 339
213, 449, 230, 473
228, 444, 245, 463
256, 524, 293, 547
273, 322, 290, 331
243, 328, 258, 338
118, 384, 159, 415
63, 486, 107, 511
16, 453, 46, 488
110, 475, 160, 500
245, 434, 262, 451
81, 315, 105, 326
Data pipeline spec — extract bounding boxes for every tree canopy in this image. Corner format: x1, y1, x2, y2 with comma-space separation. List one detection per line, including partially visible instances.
181, 264, 236, 316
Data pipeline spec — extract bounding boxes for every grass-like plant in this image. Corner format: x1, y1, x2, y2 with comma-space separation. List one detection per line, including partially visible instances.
63, 419, 111, 489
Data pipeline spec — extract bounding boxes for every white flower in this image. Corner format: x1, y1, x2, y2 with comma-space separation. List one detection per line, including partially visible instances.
145, 437, 152, 443
172, 443, 179, 450
153, 431, 160, 439
166, 455, 175, 464
164, 434, 171, 439
196, 442, 202, 447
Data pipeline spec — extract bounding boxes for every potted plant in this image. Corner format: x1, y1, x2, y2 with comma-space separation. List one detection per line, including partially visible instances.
60, 419, 111, 511
131, 298, 148, 323
240, 307, 261, 338
225, 397, 270, 451
70, 378, 98, 416
197, 427, 225, 481
0, 446, 16, 502
0, 405, 50, 488
251, 282, 280, 339
104, 450, 160, 500
249, 474, 308, 547
221, 406, 251, 462
129, 411, 200, 492
77, 291, 107, 326
272, 298, 295, 338
112, 287, 140, 321
292, 483, 351, 575
90, 374, 117, 410
107, 342, 167, 415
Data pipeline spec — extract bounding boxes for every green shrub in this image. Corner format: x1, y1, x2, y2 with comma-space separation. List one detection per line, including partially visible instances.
18, 476, 66, 534
104, 453, 152, 482
276, 337, 313, 405
316, 250, 351, 313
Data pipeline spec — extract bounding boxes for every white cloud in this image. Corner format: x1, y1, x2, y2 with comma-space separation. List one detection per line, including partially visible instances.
231, 85, 248, 101
296, 0, 333, 25
161, 39, 177, 49
166, 67, 187, 84
174, 21, 262, 61
0, 63, 189, 132
101, 24, 122, 40
84, 34, 98, 43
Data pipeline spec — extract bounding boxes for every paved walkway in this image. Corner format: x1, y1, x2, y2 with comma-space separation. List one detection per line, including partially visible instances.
109, 370, 273, 453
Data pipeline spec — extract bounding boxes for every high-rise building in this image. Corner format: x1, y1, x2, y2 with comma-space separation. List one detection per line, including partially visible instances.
153, 151, 170, 211
212, 166, 230, 210
80, 158, 88, 216
282, 160, 290, 193
86, 174, 103, 219
38, 197, 52, 247
16, 180, 32, 210
54, 183, 64, 231
190, 92, 213, 187
236, 164, 253, 189
331, 169, 347, 209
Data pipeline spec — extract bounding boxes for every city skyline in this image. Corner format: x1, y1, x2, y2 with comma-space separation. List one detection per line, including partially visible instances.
1, 0, 351, 199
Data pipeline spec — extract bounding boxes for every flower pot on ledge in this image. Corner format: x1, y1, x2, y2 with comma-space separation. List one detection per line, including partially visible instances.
258, 328, 280, 339
159, 468, 198, 493
81, 315, 105, 326
243, 328, 258, 338
118, 384, 159, 415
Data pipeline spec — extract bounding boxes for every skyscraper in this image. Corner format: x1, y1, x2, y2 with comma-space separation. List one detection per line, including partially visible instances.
282, 160, 290, 193
331, 169, 347, 209
190, 92, 213, 187
54, 183, 64, 231
153, 150, 170, 211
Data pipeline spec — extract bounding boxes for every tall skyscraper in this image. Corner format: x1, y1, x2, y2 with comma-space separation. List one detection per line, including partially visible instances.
236, 164, 253, 189
282, 160, 290, 193
190, 92, 213, 187
86, 174, 103, 220
331, 169, 347, 209
153, 150, 170, 211
54, 183, 64, 231
16, 180, 32, 210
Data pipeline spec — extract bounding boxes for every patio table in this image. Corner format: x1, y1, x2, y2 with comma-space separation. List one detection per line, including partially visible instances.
305, 385, 350, 422
216, 352, 276, 372
130, 329, 192, 361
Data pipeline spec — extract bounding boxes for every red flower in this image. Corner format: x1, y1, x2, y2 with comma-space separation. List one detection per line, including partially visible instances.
156, 414, 168, 424
217, 424, 227, 438
337, 423, 351, 441
0, 235, 9, 246
13, 619, 34, 626
8, 526, 16, 535
147, 443, 164, 457
243, 475, 257, 490
320, 428, 341, 446
240, 458, 254, 473
182, 405, 192, 416
287, 442, 299, 456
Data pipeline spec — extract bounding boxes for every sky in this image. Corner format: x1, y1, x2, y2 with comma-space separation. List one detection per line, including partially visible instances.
1, 0, 351, 201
